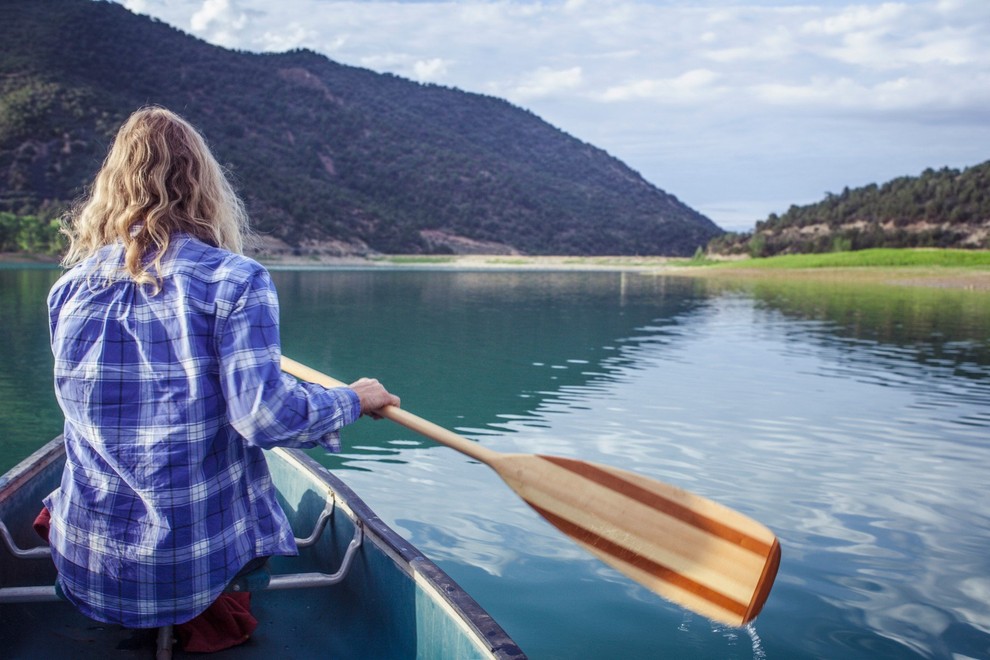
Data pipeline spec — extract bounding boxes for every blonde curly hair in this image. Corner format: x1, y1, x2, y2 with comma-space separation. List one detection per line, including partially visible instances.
62, 106, 249, 287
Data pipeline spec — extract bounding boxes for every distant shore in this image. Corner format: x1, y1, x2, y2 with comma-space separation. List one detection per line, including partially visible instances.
0, 252, 684, 271
4, 251, 988, 291
259, 252, 990, 291
264, 254, 689, 271
675, 264, 990, 292
0, 252, 61, 265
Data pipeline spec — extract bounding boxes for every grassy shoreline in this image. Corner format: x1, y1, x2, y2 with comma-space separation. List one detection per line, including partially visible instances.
672, 249, 990, 291
707, 247, 990, 269
368, 249, 990, 290
4, 248, 989, 290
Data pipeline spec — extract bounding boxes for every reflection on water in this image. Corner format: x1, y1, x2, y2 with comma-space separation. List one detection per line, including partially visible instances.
271, 269, 710, 440
0, 267, 63, 465
2, 267, 989, 659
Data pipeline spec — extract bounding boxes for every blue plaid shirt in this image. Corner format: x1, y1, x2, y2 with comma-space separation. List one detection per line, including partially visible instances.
45, 233, 360, 628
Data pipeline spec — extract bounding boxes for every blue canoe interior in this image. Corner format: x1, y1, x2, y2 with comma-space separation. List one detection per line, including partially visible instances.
0, 437, 526, 659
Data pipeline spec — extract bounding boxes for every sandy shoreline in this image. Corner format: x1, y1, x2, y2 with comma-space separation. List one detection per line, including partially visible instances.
263, 254, 684, 271
260, 254, 990, 290
0, 252, 62, 265
4, 252, 988, 291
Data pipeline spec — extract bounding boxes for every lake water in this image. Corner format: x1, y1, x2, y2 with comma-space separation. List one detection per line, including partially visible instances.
2, 265, 989, 659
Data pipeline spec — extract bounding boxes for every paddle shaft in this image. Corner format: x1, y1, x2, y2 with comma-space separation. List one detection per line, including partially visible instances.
280, 357, 498, 465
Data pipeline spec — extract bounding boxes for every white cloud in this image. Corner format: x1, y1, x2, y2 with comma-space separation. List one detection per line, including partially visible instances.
511, 66, 584, 100
413, 58, 450, 82
801, 2, 907, 36
121, 0, 151, 13
258, 23, 318, 53
190, 0, 231, 32
601, 69, 721, 103
189, 0, 250, 47
108, 0, 990, 230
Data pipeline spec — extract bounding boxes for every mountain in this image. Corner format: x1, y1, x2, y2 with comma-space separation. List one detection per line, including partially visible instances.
0, 0, 722, 257
708, 162, 990, 257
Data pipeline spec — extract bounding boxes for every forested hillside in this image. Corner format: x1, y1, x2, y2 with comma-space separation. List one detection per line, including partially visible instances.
0, 0, 722, 257
709, 162, 990, 257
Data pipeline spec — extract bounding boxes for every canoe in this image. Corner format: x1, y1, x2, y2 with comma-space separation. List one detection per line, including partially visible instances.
0, 437, 526, 659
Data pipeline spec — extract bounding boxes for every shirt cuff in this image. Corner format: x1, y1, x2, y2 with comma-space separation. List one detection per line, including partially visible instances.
316, 387, 361, 453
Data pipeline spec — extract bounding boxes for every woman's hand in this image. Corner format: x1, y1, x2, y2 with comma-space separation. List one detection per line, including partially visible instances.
349, 378, 401, 419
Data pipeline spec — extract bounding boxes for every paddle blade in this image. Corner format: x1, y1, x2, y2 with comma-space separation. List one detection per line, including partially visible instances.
279, 356, 779, 625
491, 453, 780, 627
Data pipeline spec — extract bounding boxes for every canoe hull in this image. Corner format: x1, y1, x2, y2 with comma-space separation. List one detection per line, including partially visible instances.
0, 438, 524, 659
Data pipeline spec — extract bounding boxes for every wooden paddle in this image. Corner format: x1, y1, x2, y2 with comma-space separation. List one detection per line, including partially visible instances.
281, 356, 780, 626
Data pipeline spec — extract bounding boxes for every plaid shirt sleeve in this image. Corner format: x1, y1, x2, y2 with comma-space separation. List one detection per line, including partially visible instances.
216, 267, 359, 452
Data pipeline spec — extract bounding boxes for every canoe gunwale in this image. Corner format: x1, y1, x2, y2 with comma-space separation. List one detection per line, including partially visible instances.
0, 436, 64, 503
270, 446, 526, 659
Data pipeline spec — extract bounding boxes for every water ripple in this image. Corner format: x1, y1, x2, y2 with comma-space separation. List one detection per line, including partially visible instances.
480, 291, 990, 659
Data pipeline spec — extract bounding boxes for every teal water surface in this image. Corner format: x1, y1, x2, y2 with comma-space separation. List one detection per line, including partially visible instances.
2, 265, 989, 659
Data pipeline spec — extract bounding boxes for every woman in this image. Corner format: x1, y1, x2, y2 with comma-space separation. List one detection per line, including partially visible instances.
45, 106, 399, 642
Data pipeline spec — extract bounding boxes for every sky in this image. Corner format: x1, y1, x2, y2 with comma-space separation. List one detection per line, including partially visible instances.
116, 0, 990, 231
